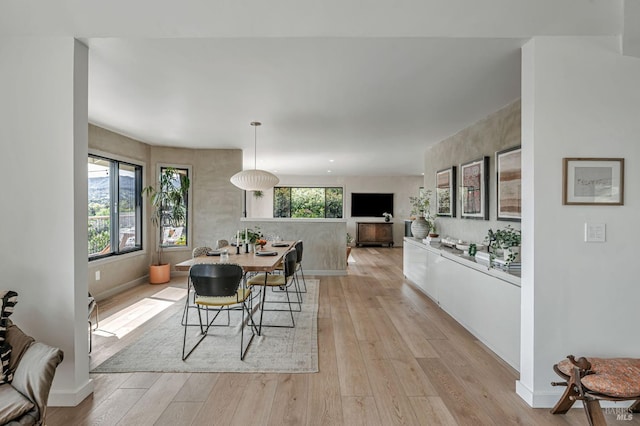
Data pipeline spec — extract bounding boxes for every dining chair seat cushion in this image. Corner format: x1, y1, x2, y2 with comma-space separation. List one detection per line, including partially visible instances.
557, 357, 640, 398
195, 288, 251, 307
247, 274, 286, 287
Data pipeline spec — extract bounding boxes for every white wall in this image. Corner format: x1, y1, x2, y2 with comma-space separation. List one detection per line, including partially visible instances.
518, 36, 640, 407
246, 174, 423, 247
0, 37, 92, 405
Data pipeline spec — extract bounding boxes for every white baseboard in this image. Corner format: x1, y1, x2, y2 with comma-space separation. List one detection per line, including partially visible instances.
49, 378, 94, 407
516, 380, 635, 409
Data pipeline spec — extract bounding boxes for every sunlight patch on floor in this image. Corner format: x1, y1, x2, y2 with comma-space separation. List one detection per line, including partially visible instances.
151, 286, 187, 301
93, 298, 174, 339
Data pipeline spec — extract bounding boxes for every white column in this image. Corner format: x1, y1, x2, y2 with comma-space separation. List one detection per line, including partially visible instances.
0, 37, 92, 406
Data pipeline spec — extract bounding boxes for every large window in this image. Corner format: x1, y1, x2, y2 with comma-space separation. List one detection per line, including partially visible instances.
88, 155, 143, 259
274, 187, 343, 218
158, 166, 190, 247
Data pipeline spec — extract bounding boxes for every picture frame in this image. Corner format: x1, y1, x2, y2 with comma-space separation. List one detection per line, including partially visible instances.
435, 166, 456, 217
496, 146, 521, 221
460, 157, 489, 220
563, 158, 624, 205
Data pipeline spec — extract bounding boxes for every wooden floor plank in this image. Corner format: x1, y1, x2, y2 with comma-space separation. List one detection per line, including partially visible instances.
341, 396, 383, 426
267, 374, 309, 426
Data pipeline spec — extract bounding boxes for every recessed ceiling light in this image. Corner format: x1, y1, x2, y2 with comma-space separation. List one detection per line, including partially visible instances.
329, 159, 334, 163
327, 170, 332, 173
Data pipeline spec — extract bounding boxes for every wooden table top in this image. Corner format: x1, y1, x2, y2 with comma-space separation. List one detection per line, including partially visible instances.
174, 241, 295, 272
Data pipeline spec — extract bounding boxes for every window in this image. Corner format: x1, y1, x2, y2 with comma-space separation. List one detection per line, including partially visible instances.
158, 166, 190, 247
88, 155, 143, 259
274, 187, 343, 218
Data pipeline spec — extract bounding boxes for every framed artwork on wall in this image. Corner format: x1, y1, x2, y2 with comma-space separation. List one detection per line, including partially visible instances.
436, 167, 456, 217
460, 157, 489, 220
563, 158, 624, 205
496, 146, 521, 221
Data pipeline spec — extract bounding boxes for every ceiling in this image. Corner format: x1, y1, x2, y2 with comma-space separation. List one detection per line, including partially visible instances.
0, 1, 624, 176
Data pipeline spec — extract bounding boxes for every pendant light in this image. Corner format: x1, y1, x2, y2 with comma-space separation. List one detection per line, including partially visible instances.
230, 121, 280, 191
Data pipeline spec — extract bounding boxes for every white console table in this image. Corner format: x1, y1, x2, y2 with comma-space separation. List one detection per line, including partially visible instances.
403, 237, 521, 370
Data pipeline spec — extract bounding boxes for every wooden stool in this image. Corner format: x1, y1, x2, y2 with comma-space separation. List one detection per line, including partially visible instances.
551, 355, 640, 426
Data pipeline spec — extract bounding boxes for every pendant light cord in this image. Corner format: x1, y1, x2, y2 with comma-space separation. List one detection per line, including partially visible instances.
251, 121, 261, 171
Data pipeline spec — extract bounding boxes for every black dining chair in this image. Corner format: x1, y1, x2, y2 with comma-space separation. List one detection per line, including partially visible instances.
247, 249, 298, 335
182, 263, 257, 361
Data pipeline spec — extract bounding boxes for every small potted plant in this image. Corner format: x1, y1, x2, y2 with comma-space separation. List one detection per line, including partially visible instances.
346, 232, 354, 262
142, 167, 190, 284
485, 225, 521, 266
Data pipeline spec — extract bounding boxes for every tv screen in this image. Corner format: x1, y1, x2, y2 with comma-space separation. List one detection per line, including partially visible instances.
351, 193, 394, 217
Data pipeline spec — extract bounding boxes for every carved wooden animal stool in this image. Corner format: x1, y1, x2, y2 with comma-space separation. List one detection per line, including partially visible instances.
551, 355, 640, 425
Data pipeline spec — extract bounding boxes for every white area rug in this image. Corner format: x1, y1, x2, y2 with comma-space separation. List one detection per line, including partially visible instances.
92, 279, 319, 373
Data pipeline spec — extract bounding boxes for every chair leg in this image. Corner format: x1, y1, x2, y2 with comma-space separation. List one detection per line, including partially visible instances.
88, 320, 92, 353
583, 398, 607, 426
297, 263, 307, 293
240, 301, 256, 360
550, 381, 578, 414
630, 400, 640, 413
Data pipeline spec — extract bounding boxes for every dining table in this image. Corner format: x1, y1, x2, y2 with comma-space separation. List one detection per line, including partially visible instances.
174, 241, 295, 273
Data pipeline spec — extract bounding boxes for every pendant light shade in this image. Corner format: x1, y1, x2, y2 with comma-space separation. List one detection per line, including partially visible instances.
230, 122, 279, 191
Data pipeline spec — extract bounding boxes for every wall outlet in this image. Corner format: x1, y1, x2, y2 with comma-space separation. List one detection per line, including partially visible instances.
95, 270, 101, 281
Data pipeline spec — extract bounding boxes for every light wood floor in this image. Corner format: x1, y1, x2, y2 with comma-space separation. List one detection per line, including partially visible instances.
47, 247, 633, 425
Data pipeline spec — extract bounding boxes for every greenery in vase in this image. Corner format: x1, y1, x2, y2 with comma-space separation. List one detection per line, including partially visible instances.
409, 189, 433, 218
240, 227, 263, 244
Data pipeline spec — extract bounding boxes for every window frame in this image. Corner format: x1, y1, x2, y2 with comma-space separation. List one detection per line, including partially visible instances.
88, 152, 144, 261
156, 163, 193, 251
273, 186, 344, 219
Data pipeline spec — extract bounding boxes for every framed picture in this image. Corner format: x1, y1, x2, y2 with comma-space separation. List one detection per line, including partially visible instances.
496, 146, 521, 221
436, 167, 456, 217
460, 157, 489, 220
563, 158, 624, 205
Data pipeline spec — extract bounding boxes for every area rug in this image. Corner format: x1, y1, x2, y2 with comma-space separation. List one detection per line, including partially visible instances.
92, 279, 319, 373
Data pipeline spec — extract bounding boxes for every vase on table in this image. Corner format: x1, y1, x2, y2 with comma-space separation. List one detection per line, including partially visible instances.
410, 216, 430, 239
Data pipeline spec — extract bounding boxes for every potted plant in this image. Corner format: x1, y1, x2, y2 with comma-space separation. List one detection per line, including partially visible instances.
346, 232, 354, 262
409, 189, 433, 239
485, 225, 521, 266
142, 167, 190, 284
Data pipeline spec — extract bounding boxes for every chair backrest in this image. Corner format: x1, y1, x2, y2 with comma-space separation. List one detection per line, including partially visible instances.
294, 240, 303, 263
216, 239, 230, 249
192, 246, 213, 258
283, 249, 298, 279
189, 263, 243, 297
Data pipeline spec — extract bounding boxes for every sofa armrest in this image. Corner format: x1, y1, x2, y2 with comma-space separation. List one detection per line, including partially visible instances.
11, 342, 63, 423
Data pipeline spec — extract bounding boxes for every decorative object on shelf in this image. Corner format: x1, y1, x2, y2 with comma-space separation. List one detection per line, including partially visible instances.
436, 166, 456, 217
230, 121, 280, 191
496, 146, 521, 221
410, 216, 431, 239
409, 189, 433, 239
460, 157, 489, 220
485, 225, 521, 266
142, 167, 190, 284
382, 212, 392, 222
562, 158, 624, 205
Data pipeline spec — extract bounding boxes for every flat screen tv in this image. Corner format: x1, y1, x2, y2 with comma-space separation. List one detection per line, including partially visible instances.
351, 193, 394, 217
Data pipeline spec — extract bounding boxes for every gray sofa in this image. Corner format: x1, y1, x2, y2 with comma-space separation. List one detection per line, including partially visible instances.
0, 322, 64, 425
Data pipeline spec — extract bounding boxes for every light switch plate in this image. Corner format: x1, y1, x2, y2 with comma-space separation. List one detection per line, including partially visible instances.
585, 223, 606, 242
